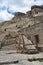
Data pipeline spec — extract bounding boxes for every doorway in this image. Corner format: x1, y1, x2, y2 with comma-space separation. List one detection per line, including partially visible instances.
35, 35, 39, 43
35, 35, 39, 48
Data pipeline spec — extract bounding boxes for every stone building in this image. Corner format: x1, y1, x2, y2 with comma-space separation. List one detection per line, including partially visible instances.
31, 5, 43, 17
0, 5, 43, 51
18, 5, 43, 51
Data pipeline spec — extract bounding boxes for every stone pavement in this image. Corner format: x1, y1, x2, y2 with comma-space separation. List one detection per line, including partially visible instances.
1, 61, 43, 65
0, 50, 43, 65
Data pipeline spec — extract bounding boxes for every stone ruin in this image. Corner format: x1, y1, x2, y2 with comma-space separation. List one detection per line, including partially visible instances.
15, 34, 38, 54
0, 32, 38, 54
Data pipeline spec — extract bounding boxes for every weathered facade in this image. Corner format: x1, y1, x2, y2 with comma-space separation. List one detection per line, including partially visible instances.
18, 5, 43, 50
18, 22, 43, 45
0, 5, 43, 51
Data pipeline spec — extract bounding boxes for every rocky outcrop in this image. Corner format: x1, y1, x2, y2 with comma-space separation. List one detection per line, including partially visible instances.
0, 5, 43, 28
0, 5, 43, 52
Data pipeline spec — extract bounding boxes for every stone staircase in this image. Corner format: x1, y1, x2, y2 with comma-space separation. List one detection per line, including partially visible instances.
1, 43, 16, 51
0, 33, 38, 53
23, 35, 38, 53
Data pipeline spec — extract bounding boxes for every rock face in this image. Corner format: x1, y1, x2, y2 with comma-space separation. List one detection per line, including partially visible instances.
0, 5, 43, 32
18, 5, 43, 51
0, 5, 43, 52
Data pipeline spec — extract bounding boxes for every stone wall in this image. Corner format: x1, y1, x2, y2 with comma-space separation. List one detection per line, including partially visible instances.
0, 5, 43, 32
31, 5, 43, 17
18, 22, 43, 45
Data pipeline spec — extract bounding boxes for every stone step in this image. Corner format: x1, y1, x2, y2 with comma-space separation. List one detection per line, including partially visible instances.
1, 44, 16, 51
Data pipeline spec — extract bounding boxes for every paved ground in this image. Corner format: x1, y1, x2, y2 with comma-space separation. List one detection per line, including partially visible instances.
0, 50, 43, 65
2, 61, 43, 65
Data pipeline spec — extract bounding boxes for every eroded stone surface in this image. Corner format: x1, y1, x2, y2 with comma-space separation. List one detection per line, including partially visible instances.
0, 51, 43, 64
